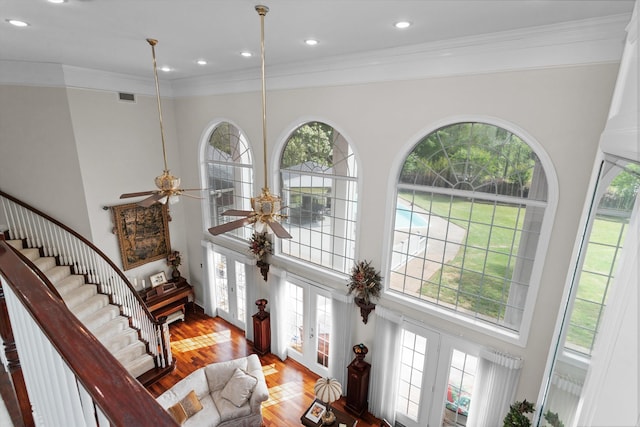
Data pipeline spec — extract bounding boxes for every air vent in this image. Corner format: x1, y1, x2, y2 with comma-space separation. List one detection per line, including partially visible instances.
118, 92, 135, 102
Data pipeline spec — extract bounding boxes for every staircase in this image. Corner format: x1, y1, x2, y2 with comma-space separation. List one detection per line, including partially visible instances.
6, 239, 155, 378
0, 190, 173, 383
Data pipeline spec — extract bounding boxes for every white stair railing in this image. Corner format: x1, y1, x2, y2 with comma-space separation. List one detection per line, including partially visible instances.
0, 191, 172, 370
0, 245, 177, 426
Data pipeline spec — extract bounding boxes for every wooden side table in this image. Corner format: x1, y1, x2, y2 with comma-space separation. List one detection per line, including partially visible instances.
301, 399, 357, 427
345, 344, 370, 416
252, 300, 271, 355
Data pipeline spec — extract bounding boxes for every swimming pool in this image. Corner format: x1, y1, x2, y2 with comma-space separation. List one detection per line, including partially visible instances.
395, 205, 429, 229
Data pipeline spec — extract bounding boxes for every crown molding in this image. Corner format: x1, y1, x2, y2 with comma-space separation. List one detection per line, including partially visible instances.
0, 14, 630, 97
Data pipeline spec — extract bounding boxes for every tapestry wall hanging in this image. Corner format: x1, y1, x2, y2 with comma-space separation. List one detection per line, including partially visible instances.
112, 202, 171, 271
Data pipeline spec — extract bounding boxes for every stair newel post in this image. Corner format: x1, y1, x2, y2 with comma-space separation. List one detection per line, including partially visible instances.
0, 275, 35, 426
156, 317, 172, 368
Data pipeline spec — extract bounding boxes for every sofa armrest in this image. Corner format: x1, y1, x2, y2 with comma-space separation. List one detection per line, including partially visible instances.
246, 354, 269, 411
249, 371, 269, 410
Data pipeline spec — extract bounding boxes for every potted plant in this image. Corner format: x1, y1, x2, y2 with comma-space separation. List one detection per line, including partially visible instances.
347, 260, 382, 323
249, 231, 272, 281
503, 399, 535, 427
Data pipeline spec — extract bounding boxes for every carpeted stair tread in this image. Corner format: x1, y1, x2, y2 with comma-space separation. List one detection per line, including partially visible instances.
100, 329, 139, 353
19, 248, 41, 261
33, 256, 56, 272
8, 236, 157, 380
45, 265, 72, 284
90, 316, 130, 340
124, 354, 156, 379
63, 284, 98, 309
72, 294, 110, 320
53, 274, 86, 296
80, 304, 121, 331
6, 240, 24, 250
113, 340, 147, 365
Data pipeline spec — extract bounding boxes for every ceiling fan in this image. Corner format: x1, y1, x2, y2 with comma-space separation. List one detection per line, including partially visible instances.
119, 38, 202, 208
208, 5, 292, 239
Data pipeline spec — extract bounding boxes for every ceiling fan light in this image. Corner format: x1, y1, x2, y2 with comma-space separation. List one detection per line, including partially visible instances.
254, 220, 267, 233
155, 173, 180, 191
169, 195, 180, 205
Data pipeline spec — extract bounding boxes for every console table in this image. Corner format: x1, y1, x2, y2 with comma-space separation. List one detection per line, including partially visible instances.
138, 277, 194, 322
301, 399, 357, 427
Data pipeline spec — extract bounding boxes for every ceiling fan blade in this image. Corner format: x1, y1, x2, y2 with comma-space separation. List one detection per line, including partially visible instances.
138, 193, 165, 208
208, 217, 251, 236
221, 209, 254, 217
268, 220, 292, 239
180, 193, 203, 200
120, 191, 155, 199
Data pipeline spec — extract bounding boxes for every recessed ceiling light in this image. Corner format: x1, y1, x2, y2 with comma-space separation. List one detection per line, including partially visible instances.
240, 51, 252, 58
394, 21, 411, 29
47, 0, 66, 3
7, 19, 29, 27
304, 39, 319, 46
196, 59, 207, 66
160, 66, 172, 72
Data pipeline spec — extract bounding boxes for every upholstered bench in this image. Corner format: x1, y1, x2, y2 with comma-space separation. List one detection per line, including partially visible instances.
156, 354, 269, 427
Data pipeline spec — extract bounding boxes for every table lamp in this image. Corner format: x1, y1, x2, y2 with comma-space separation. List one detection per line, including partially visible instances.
314, 377, 342, 425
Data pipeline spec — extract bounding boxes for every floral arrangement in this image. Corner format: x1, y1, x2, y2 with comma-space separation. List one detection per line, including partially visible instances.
347, 260, 382, 305
249, 231, 272, 261
167, 250, 182, 268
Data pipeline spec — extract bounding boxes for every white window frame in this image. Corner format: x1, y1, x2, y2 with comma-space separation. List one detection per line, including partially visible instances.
383, 116, 558, 346
276, 120, 359, 275
199, 119, 254, 240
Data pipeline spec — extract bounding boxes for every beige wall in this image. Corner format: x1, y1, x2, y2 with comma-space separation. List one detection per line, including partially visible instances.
0, 61, 620, 403
174, 63, 619, 400
0, 85, 92, 237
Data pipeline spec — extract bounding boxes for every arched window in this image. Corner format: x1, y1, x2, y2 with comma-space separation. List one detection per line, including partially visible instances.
391, 122, 551, 333
204, 121, 253, 239
279, 121, 358, 274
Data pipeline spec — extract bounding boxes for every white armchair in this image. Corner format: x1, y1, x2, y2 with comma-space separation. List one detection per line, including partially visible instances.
156, 354, 269, 427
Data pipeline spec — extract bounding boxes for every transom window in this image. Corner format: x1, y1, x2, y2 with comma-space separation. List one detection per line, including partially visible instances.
391, 122, 550, 333
204, 121, 254, 239
279, 121, 358, 274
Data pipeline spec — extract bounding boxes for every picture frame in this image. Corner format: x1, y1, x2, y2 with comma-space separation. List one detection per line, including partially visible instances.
149, 271, 167, 288
112, 202, 171, 271
305, 401, 325, 423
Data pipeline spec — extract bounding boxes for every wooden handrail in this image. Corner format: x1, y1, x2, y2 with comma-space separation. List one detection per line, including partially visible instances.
0, 241, 178, 426
0, 189, 157, 321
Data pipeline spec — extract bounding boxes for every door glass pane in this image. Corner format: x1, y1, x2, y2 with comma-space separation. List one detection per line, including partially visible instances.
444, 350, 477, 426
214, 253, 228, 312
287, 283, 304, 353
316, 294, 331, 367
235, 261, 246, 323
396, 330, 427, 421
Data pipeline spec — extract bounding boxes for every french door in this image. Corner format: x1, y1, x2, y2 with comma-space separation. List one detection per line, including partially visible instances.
212, 250, 247, 330
393, 326, 480, 427
284, 279, 332, 378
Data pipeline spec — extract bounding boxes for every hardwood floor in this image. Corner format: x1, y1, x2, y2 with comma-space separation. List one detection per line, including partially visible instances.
0, 306, 381, 426
147, 307, 382, 427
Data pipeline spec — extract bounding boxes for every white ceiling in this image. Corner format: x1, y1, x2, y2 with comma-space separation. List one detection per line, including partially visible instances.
1, 0, 635, 83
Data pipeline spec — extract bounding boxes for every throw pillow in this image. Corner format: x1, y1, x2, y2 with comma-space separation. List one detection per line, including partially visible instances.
220, 367, 258, 407
167, 390, 203, 425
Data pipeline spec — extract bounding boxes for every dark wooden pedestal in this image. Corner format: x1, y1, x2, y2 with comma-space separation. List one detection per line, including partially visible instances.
252, 312, 270, 355
345, 358, 370, 416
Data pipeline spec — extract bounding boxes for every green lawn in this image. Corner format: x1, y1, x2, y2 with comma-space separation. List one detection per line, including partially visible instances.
565, 215, 627, 352
402, 192, 526, 322
402, 190, 625, 349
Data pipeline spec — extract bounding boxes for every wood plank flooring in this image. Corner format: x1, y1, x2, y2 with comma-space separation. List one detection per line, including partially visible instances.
148, 307, 382, 427
0, 306, 381, 426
